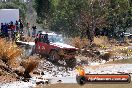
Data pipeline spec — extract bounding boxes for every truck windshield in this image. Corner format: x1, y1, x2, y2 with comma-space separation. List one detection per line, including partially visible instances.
48, 35, 64, 43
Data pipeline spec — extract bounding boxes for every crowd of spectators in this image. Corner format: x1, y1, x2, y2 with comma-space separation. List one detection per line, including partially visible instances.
0, 19, 37, 41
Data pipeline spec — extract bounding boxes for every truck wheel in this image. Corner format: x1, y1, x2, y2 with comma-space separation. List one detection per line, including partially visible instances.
66, 58, 76, 68
34, 45, 40, 55
76, 76, 86, 85
49, 50, 60, 63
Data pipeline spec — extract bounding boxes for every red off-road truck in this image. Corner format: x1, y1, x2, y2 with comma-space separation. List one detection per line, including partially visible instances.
33, 31, 78, 67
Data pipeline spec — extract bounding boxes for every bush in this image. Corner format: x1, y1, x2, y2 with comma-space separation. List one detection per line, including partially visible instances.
71, 36, 110, 50
99, 52, 112, 61
0, 39, 22, 63
71, 37, 88, 50
21, 56, 39, 78
93, 36, 109, 49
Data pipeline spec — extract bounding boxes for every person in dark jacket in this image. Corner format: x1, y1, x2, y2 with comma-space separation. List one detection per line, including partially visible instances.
32, 25, 37, 37
15, 20, 19, 32
3, 23, 9, 38
1, 23, 4, 34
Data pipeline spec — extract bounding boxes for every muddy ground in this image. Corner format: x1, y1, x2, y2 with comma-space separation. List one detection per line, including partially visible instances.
35, 83, 132, 88
0, 37, 132, 88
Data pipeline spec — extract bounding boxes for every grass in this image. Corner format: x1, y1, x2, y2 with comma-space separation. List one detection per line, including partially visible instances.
71, 36, 111, 50
94, 36, 109, 48
71, 36, 131, 62
71, 37, 88, 50
107, 58, 132, 64
0, 38, 22, 68
0, 38, 23, 78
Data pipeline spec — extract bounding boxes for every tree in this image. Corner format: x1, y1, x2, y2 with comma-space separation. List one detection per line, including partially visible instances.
76, 0, 108, 43
34, 0, 132, 43
107, 0, 132, 36
50, 0, 90, 37
34, 0, 50, 27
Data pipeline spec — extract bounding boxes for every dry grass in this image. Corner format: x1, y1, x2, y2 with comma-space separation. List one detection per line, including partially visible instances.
71, 37, 89, 51
109, 45, 131, 56
71, 36, 131, 62
125, 37, 132, 43
0, 38, 40, 79
0, 38, 23, 79
72, 37, 88, 49
21, 55, 40, 74
119, 48, 132, 56
71, 36, 110, 50
0, 39, 22, 59
20, 55, 40, 78
93, 36, 110, 49
0, 38, 22, 68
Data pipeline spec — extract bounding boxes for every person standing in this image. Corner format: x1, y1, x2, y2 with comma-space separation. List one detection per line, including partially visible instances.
18, 19, 24, 34
26, 22, 30, 37
1, 23, 4, 35
10, 21, 16, 41
15, 20, 19, 32
32, 25, 37, 38
20, 21, 24, 33
3, 23, 9, 38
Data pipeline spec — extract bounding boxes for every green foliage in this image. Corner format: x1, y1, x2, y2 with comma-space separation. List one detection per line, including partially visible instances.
107, 0, 132, 32
34, 0, 50, 20
34, 0, 132, 38
50, 0, 89, 37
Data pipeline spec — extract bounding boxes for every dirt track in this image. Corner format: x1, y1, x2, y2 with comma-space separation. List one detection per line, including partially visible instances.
35, 82, 132, 88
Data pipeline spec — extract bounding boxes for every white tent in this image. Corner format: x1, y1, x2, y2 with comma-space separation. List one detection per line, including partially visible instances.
0, 9, 19, 27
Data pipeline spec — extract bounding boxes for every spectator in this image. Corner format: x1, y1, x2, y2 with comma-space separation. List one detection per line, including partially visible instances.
32, 25, 37, 37
20, 21, 24, 33
3, 23, 9, 38
15, 20, 19, 32
18, 19, 24, 33
26, 22, 30, 36
1, 23, 4, 34
10, 22, 16, 40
